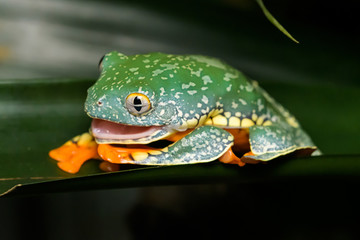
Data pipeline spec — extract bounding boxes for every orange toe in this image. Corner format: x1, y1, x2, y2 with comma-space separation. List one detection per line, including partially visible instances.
240, 151, 261, 164
219, 148, 246, 167
49, 142, 79, 162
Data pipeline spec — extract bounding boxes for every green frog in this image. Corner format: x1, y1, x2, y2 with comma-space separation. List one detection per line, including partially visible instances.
49, 51, 318, 173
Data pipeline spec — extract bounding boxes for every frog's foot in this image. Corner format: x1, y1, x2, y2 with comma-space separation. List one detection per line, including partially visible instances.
240, 152, 261, 164
49, 133, 99, 174
218, 147, 246, 167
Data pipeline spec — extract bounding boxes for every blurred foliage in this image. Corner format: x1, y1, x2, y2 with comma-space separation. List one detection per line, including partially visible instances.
255, 0, 299, 43
0, 0, 359, 85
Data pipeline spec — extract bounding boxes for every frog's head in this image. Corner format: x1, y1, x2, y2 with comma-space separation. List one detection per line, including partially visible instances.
85, 51, 186, 144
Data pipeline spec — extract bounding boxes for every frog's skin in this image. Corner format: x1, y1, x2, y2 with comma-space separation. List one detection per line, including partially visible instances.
49, 51, 319, 174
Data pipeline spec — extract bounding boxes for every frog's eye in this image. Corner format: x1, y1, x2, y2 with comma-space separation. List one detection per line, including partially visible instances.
125, 93, 152, 115
98, 55, 105, 71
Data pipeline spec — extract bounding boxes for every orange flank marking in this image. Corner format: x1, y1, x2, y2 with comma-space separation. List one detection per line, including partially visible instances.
165, 129, 193, 142
97, 130, 194, 164
49, 141, 99, 174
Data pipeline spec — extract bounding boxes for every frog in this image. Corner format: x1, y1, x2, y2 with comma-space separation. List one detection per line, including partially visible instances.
49, 51, 319, 174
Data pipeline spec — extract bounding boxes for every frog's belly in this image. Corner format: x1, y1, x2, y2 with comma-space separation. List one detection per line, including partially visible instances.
224, 128, 251, 153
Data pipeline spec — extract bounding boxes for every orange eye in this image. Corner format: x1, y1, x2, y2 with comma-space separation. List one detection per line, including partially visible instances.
125, 93, 152, 115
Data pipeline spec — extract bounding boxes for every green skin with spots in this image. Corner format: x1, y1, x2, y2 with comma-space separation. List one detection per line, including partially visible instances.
85, 51, 318, 165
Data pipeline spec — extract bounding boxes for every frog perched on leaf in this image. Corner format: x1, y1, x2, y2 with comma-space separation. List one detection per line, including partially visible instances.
49, 51, 319, 174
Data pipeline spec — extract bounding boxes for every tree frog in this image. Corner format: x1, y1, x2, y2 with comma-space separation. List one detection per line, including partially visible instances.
49, 51, 319, 174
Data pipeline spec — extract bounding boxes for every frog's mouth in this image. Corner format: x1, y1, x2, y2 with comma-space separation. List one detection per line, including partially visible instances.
91, 119, 174, 144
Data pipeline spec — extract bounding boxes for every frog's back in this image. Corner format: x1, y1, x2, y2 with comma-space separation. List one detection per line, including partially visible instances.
168, 53, 318, 159
182, 54, 301, 131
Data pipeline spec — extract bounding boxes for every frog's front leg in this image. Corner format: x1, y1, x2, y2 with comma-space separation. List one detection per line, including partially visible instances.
98, 126, 236, 166
49, 133, 99, 173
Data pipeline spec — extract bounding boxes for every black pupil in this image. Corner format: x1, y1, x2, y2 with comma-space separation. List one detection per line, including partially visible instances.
133, 96, 142, 105
133, 96, 142, 112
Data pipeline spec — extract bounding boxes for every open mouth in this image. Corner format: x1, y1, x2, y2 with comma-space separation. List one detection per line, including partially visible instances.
91, 119, 167, 143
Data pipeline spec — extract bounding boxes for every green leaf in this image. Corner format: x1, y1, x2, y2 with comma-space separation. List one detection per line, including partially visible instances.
1, 79, 359, 197
256, 0, 299, 43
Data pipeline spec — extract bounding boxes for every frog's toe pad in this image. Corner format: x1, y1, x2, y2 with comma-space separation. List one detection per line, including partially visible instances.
57, 161, 82, 174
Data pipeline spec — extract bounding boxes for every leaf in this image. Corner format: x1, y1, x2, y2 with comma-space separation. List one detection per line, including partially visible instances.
255, 0, 299, 43
1, 79, 359, 197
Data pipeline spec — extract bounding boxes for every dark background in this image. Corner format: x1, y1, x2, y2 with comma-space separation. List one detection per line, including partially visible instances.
0, 0, 359, 239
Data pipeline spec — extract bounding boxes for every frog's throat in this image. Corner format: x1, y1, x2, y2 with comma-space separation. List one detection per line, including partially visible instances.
91, 119, 175, 144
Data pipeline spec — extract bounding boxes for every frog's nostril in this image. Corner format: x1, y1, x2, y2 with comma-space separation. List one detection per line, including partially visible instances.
97, 101, 103, 106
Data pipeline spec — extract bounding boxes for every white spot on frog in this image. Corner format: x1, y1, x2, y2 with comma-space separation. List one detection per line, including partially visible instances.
245, 84, 254, 92
129, 67, 139, 72
201, 95, 209, 104
160, 87, 165, 96
177, 110, 183, 117
257, 99, 264, 112
191, 56, 226, 69
223, 72, 238, 81
190, 68, 202, 77
152, 63, 178, 76
174, 92, 183, 99
187, 90, 197, 95
231, 101, 238, 109
238, 98, 247, 105
182, 82, 196, 89
202, 75, 213, 85
226, 84, 232, 92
